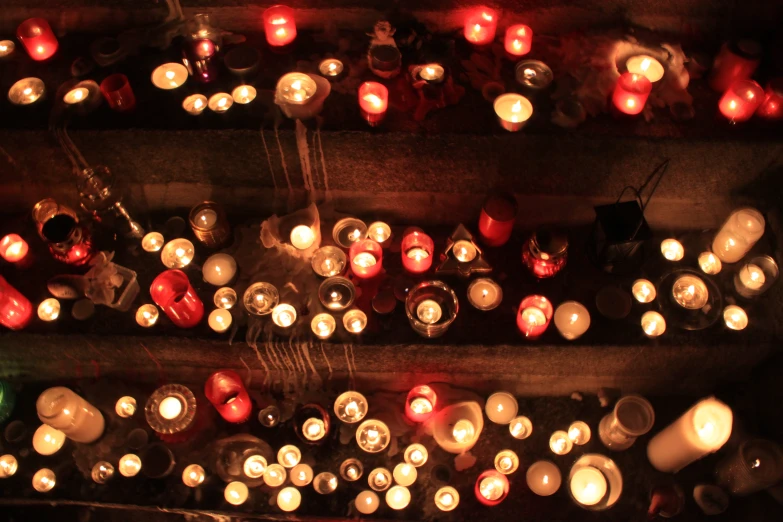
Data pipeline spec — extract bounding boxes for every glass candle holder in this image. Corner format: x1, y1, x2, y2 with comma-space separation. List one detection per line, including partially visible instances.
314, 472, 338, 494
0, 455, 18, 478
719, 80, 764, 122
334, 391, 368, 424
479, 191, 517, 247
259, 404, 281, 427
340, 458, 364, 481
386, 486, 411, 510
724, 305, 748, 330
568, 421, 592, 445
475, 470, 509, 506
160, 239, 194, 269
522, 229, 568, 278
698, 252, 722, 275
368, 467, 392, 491
32, 468, 56, 492
151, 63, 188, 90
244, 282, 279, 316
356, 419, 391, 453
0, 234, 29, 263
312, 246, 346, 277
91, 462, 114, 484
277, 73, 317, 105
319, 277, 355, 312
118, 454, 142, 477
735, 256, 778, 298
144, 384, 197, 436
32, 198, 95, 266
100, 74, 136, 112
189, 202, 231, 248
0, 276, 33, 330
358, 82, 389, 126
208, 93, 233, 113
367, 222, 392, 246
291, 464, 314, 486
494, 93, 533, 131
311, 313, 336, 339
150, 270, 204, 328
393, 463, 417, 487
709, 40, 762, 92
182, 464, 205, 487
115, 396, 137, 418
301, 417, 326, 442
183, 15, 221, 84
294, 403, 330, 444
141, 232, 164, 253
264, 5, 297, 47
495, 449, 520, 475
404, 444, 428, 467
405, 385, 437, 423
550, 430, 574, 455
554, 301, 591, 340
612, 73, 652, 115
517, 295, 553, 339
225, 481, 249, 505
343, 309, 367, 334
715, 439, 783, 496
599, 395, 655, 451
183, 94, 207, 115
671, 275, 709, 310
505, 24, 532, 57
405, 281, 459, 338
485, 392, 518, 424
350, 239, 383, 279
205, 370, 252, 423
37, 387, 105, 443
278, 445, 302, 468
641, 311, 666, 337
8, 78, 45, 106
568, 454, 622, 510
264, 464, 286, 487
319, 58, 345, 79
401, 228, 434, 274
712, 208, 765, 263
526, 460, 561, 496
17, 18, 58, 61
332, 218, 367, 248
272, 303, 297, 328
515, 60, 554, 90
510, 416, 533, 439
214, 287, 237, 309
758, 79, 783, 120
232, 85, 256, 104
464, 7, 497, 45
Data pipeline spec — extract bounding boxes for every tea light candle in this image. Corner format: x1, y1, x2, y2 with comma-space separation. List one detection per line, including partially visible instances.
738, 263, 766, 291
141, 232, 164, 252
419, 64, 445, 83
476, 471, 509, 506
232, 85, 256, 104
319, 58, 344, 77
416, 299, 442, 324
225, 481, 249, 505
724, 305, 748, 331
401, 228, 434, 274
699, 252, 722, 275
334, 391, 368, 423
350, 239, 383, 279
208, 93, 233, 113
341, 459, 364, 481
495, 450, 520, 475
632, 279, 656, 303
263, 5, 297, 47
264, 464, 287, 487
0, 40, 14, 58
466, 278, 502, 311
277, 487, 301, 512
182, 94, 207, 115
494, 93, 533, 132
0, 455, 18, 478
661, 239, 684, 261
358, 82, 389, 124
626, 55, 665, 83
291, 464, 313, 486
453, 419, 475, 444
510, 416, 533, 439
63, 87, 89, 105
311, 313, 336, 339
453, 240, 477, 262
259, 405, 281, 427
151, 63, 188, 89
550, 430, 573, 455
312, 246, 347, 277
182, 464, 205, 487
612, 73, 652, 115
505, 24, 532, 56
435, 486, 460, 511
214, 287, 237, 309
464, 8, 497, 45
32, 468, 56, 492
526, 460, 561, 496
404, 444, 428, 467
641, 311, 666, 337
357, 490, 380, 514
161, 239, 194, 268
405, 385, 437, 422
159, 396, 183, 420
314, 472, 338, 494
554, 301, 591, 340
367, 222, 392, 245
719, 79, 764, 122
333, 218, 367, 248
672, 275, 709, 309
386, 485, 411, 510
0, 234, 29, 263
517, 295, 553, 339
302, 417, 326, 441
119, 454, 142, 477
485, 392, 518, 424
272, 304, 297, 328
135, 304, 159, 327
368, 468, 392, 491
243, 455, 267, 479
37, 298, 60, 321
208, 309, 232, 333
32, 424, 66, 455
356, 419, 391, 453
91, 462, 114, 484
343, 309, 367, 334
290, 225, 315, 250
8, 78, 45, 105
277, 73, 317, 104
570, 466, 608, 506
115, 396, 136, 418
243, 282, 279, 316
278, 445, 302, 468
568, 421, 591, 445
393, 463, 417, 487
203, 253, 237, 286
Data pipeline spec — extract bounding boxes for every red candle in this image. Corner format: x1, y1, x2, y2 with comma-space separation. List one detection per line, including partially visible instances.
504, 24, 532, 57
401, 227, 434, 274
719, 79, 764, 123
709, 41, 762, 93
478, 192, 517, 247
263, 5, 297, 47
405, 385, 437, 423
150, 270, 204, 328
756, 79, 783, 120
516, 295, 553, 339
464, 7, 497, 45
100, 74, 136, 112
16, 18, 58, 61
475, 470, 509, 506
358, 82, 389, 126
0, 234, 29, 263
349, 239, 383, 279
0, 276, 33, 330
611, 73, 652, 116
205, 370, 252, 423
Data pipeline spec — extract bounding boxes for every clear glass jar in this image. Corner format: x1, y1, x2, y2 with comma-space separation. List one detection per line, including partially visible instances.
598, 395, 654, 451
32, 198, 95, 266
522, 228, 568, 278
183, 14, 222, 84
715, 439, 783, 496
712, 208, 765, 263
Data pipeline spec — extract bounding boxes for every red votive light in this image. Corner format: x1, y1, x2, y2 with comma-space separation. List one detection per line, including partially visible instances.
612, 73, 651, 116
401, 227, 434, 275
100, 74, 136, 112
464, 7, 497, 46
478, 191, 517, 247
16, 18, 58, 61
719, 79, 764, 122
709, 41, 762, 93
205, 370, 252, 423
0, 276, 33, 330
504, 24, 532, 57
0, 234, 29, 263
349, 239, 383, 279
405, 385, 437, 423
516, 295, 553, 339
183, 38, 219, 83
757, 79, 783, 120
358, 82, 389, 126
150, 270, 204, 328
475, 470, 509, 506
263, 5, 297, 47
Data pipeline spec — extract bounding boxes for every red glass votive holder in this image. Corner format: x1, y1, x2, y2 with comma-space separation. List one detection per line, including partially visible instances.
349, 239, 383, 279
183, 38, 219, 84
405, 385, 437, 423
719, 79, 764, 123
758, 80, 783, 120
521, 229, 568, 279
612, 73, 652, 116
100, 74, 136, 112
464, 7, 497, 45
475, 470, 509, 506
205, 370, 252, 423
0, 276, 33, 330
358, 82, 389, 127
479, 191, 517, 247
17, 18, 58, 61
516, 295, 553, 339
709, 40, 762, 93
0, 234, 29, 264
401, 228, 434, 275
150, 270, 204, 328
504, 25, 532, 57
264, 5, 297, 47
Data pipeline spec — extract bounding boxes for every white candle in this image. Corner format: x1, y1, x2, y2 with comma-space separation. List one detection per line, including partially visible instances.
712, 208, 765, 263
485, 392, 518, 424
214, 287, 237, 309
356, 490, 380, 514
159, 396, 183, 420
334, 391, 368, 424
493, 93, 533, 131
8, 78, 44, 105
509, 416, 533, 439
393, 463, 417, 487
311, 313, 336, 339
32, 425, 66, 455
626, 55, 665, 82
290, 225, 316, 250
570, 466, 608, 506
319, 58, 344, 77
386, 485, 411, 510
243, 455, 267, 479
277, 73, 318, 104
142, 232, 164, 252
119, 454, 142, 477
698, 252, 722, 275
37, 298, 60, 321
0, 455, 18, 478
302, 417, 326, 441
520, 307, 546, 327
367, 222, 391, 244
356, 419, 391, 453
192, 207, 217, 228
550, 430, 573, 455
272, 304, 297, 328
343, 309, 367, 334
208, 92, 233, 113
182, 94, 207, 115
0, 40, 15, 58
232, 85, 257, 104
182, 464, 205, 487
453, 240, 477, 262
161, 238, 194, 268
368, 467, 392, 491
410, 397, 433, 417
479, 475, 506, 501
291, 464, 313, 486
738, 263, 765, 290
417, 299, 443, 324
32, 468, 56, 492
568, 421, 591, 445
202, 253, 237, 286
661, 239, 684, 261
671, 275, 709, 309
63, 87, 89, 104
453, 419, 476, 443
352, 252, 377, 268
278, 445, 302, 468
647, 397, 733, 473
264, 464, 287, 487
641, 311, 666, 337
554, 301, 591, 340
723, 305, 748, 330
36, 387, 105, 443
494, 449, 520, 474
467, 278, 503, 311
225, 481, 249, 505
151, 63, 188, 89
420, 64, 445, 82
632, 279, 656, 303
313, 472, 338, 494
403, 444, 428, 467
277, 487, 301, 512
136, 304, 159, 327
208, 309, 232, 333
91, 461, 115, 484
526, 460, 562, 496
341, 459, 363, 481
435, 486, 460, 511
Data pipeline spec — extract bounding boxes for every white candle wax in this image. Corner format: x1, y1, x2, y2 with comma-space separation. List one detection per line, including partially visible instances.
119, 454, 141, 477
526, 460, 562, 496
641, 311, 666, 337
151, 63, 188, 89
290, 225, 316, 249
32, 425, 66, 455
278, 445, 301, 468
36, 387, 105, 443
243, 455, 267, 479
550, 430, 573, 455
453, 419, 476, 443
404, 444, 428, 467
493, 93, 533, 129
0, 455, 18, 478
661, 239, 684, 261
698, 252, 722, 275
420, 64, 445, 82
232, 85, 257, 104
32, 468, 56, 492
386, 485, 411, 510
393, 463, 417, 487
208, 93, 233, 113
738, 264, 765, 290
356, 490, 380, 514
8, 78, 44, 105
485, 392, 518, 424
509, 416, 533, 439
723, 305, 748, 330
141, 232, 164, 252
115, 396, 136, 418
626, 55, 665, 82
37, 298, 60, 321
277, 487, 301, 512
352, 252, 376, 268
277, 73, 317, 104
311, 313, 336, 339
194, 209, 217, 228
159, 396, 183, 420
183, 94, 207, 115
417, 299, 443, 324
494, 449, 520, 474
368, 468, 392, 491
435, 486, 460, 511
136, 304, 159, 327
203, 253, 237, 286
182, 464, 205, 487
367, 222, 391, 244
208, 309, 232, 333
63, 87, 89, 104
467, 278, 503, 311
568, 421, 591, 445
570, 466, 608, 506
272, 304, 297, 328
343, 309, 367, 333
453, 240, 477, 262
632, 279, 656, 303
302, 418, 326, 441
225, 481, 249, 505
553, 301, 591, 340
161, 239, 194, 269
712, 208, 765, 263
291, 464, 313, 486
319, 58, 344, 77
264, 464, 286, 487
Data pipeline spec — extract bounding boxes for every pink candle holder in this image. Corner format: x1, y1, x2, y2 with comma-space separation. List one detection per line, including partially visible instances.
521, 229, 568, 279
349, 239, 383, 279
16, 18, 58, 61
405, 385, 437, 423
0, 276, 33, 330
719, 79, 764, 123
479, 191, 517, 247
516, 295, 553, 339
504, 25, 532, 57
358, 82, 389, 127
757, 79, 783, 120
100, 74, 136, 112
475, 470, 509, 506
709, 40, 762, 93
205, 370, 252, 423
150, 270, 204, 328
464, 7, 497, 46
612, 73, 652, 116
401, 228, 434, 274
264, 5, 297, 47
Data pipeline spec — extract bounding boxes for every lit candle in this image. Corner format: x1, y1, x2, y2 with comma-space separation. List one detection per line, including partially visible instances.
475, 470, 509, 506
641, 311, 666, 337
515, 60, 554, 90
135, 304, 159, 327
403, 444, 428, 467
626, 55, 665, 83
37, 298, 60, 322
243, 282, 279, 316
334, 391, 368, 423
32, 468, 56, 492
713, 208, 765, 263
467, 278, 503, 311
8, 78, 45, 105
405, 385, 437, 423
672, 275, 709, 310
386, 485, 411, 510
263, 5, 297, 47
182, 94, 208, 115
719, 79, 764, 122
356, 490, 380, 514
277, 486, 301, 512
612, 73, 652, 115
37, 387, 105, 443
631, 279, 656, 303
758, 80, 783, 120
464, 8, 497, 45
232, 85, 256, 104
291, 463, 313, 486
259, 405, 281, 427
17, 18, 58, 61
208, 309, 232, 333
194, 205, 218, 230
224, 481, 249, 505
368, 467, 392, 491
0, 40, 14, 58
485, 392, 518, 424
509, 415, 533, 439
151, 63, 188, 89
661, 239, 684, 261
738, 263, 766, 291
0, 455, 18, 478
570, 466, 608, 506
550, 430, 574, 455
290, 225, 315, 250
393, 463, 417, 487
313, 472, 338, 494
554, 301, 591, 340
517, 295, 553, 339
32, 425, 66, 455
350, 239, 383, 279
418, 64, 445, 83
723, 305, 748, 331
453, 419, 475, 443
568, 421, 591, 445
401, 228, 434, 274
495, 449, 520, 474
214, 287, 237, 309
526, 460, 562, 496
341, 459, 364, 481
264, 464, 287, 487
453, 240, 477, 262
698, 252, 722, 275
343, 309, 367, 334
141, 232, 164, 252
91, 462, 114, 484
494, 93, 533, 132
358, 82, 389, 125
647, 397, 733, 473
243, 455, 267, 479
277, 73, 317, 105
367, 222, 392, 245
208, 92, 233, 113
302, 417, 326, 441
278, 445, 302, 468
356, 419, 391, 453
63, 87, 89, 105
161, 239, 194, 269
203, 253, 237, 286
435, 486, 460, 511
115, 396, 137, 418
119, 454, 142, 477
272, 304, 297, 328
416, 299, 442, 324
0, 234, 29, 263
311, 313, 336, 339
312, 246, 347, 277
504, 24, 532, 57
319, 58, 344, 78
182, 464, 205, 487
159, 396, 183, 420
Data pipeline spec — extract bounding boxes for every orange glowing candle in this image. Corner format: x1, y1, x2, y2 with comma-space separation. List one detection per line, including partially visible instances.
612, 73, 652, 116
358, 82, 389, 126
504, 25, 532, 57
263, 5, 297, 47
464, 8, 497, 45
0, 234, 29, 263
719, 79, 764, 122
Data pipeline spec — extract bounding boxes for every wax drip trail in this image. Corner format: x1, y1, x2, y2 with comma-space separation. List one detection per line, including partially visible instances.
343, 343, 356, 390
311, 129, 320, 191
320, 341, 333, 383
295, 120, 313, 193
246, 325, 270, 387
316, 127, 331, 199
302, 340, 322, 389
273, 122, 293, 210
239, 356, 252, 388
260, 127, 277, 190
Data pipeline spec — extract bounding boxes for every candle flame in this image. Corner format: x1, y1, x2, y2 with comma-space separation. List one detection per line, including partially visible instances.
747, 91, 755, 100
194, 98, 203, 109
23, 87, 32, 96
241, 87, 248, 97
271, 17, 287, 24
482, 12, 493, 21
518, 27, 526, 36
729, 100, 737, 110
697, 421, 715, 439
473, 23, 482, 32
166, 70, 175, 80
543, 474, 549, 484
0, 45, 6, 52
218, 97, 227, 108
641, 58, 651, 71
363, 93, 382, 108
569, 313, 579, 324
276, 28, 286, 37
513, 39, 522, 51
626, 98, 636, 108
329, 62, 337, 71
687, 285, 695, 295
426, 66, 435, 75
511, 100, 522, 112
36, 46, 44, 54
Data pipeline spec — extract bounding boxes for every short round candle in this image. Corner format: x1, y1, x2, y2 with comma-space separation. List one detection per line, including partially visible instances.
738, 263, 766, 291
435, 486, 460, 511
161, 239, 194, 269
550, 430, 574, 455
141, 232, 164, 252
419, 64, 445, 83
479, 191, 517, 247
367, 221, 392, 245
386, 485, 411, 510
758, 79, 783, 120
182, 464, 205, 487
368, 467, 392, 491
203, 253, 237, 286
341, 459, 364, 481
277, 487, 301, 512
356, 490, 379, 514
0, 41, 15, 58
612, 73, 652, 115
393, 463, 417, 487
115, 396, 137, 418
224, 481, 249, 505
464, 7, 497, 45
554, 301, 591, 340
32, 425, 66, 455
302, 418, 326, 442
699, 252, 722, 275
313, 472, 338, 494
494, 93, 533, 132
516, 295, 553, 339
311, 313, 336, 339
495, 449, 520, 475
356, 419, 391, 453
214, 287, 237, 309
159, 396, 183, 420
505, 24, 533, 56
243, 282, 279, 316
208, 309, 232, 333
569, 466, 608, 507
719, 79, 764, 122
277, 73, 317, 105
264, 464, 287, 487
334, 391, 368, 424
63, 88, 89, 105
672, 275, 709, 310
32, 468, 56, 492
290, 225, 316, 250
416, 299, 442, 324
37, 298, 60, 322
401, 228, 434, 274
526, 460, 562, 496
626, 55, 664, 83
91, 462, 114, 484
243, 455, 267, 479
632, 279, 656, 303
358, 82, 389, 123
724, 305, 748, 330
17, 18, 58, 61
641, 311, 666, 337
259, 406, 281, 427
232, 85, 256, 104
291, 463, 314, 486
182, 94, 207, 115
263, 5, 297, 47
350, 239, 383, 279
151, 63, 188, 89
312, 246, 346, 277
343, 309, 367, 334
405, 385, 437, 422
8, 78, 45, 105
332, 218, 367, 248
0, 234, 29, 263
0, 455, 18, 478
319, 58, 344, 77
208, 93, 233, 113
119, 454, 142, 477
661, 239, 684, 261
136, 304, 159, 327
278, 445, 302, 468
467, 278, 503, 311
485, 392, 518, 424
568, 421, 592, 445
475, 470, 509, 506
453, 419, 476, 443
453, 240, 477, 262
404, 444, 428, 467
